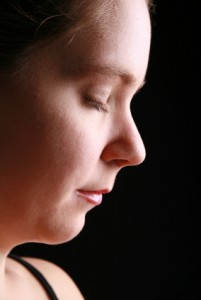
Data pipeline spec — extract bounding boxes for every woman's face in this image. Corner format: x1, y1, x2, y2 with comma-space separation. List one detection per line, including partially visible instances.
0, 0, 151, 246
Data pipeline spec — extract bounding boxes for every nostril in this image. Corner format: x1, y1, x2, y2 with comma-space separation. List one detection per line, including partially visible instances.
115, 159, 131, 168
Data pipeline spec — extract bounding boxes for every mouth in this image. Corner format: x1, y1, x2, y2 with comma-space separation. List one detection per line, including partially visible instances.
77, 189, 110, 205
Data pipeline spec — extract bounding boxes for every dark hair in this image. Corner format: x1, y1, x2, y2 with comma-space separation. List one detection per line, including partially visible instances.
0, 0, 153, 73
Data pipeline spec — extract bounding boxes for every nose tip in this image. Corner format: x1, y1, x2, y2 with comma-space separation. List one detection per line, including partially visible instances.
101, 117, 146, 168
118, 125, 146, 167
131, 132, 146, 166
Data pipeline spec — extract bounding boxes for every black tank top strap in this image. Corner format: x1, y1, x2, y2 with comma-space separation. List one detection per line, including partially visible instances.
8, 253, 59, 300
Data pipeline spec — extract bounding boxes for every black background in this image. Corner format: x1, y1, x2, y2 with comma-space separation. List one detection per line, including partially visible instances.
12, 1, 199, 299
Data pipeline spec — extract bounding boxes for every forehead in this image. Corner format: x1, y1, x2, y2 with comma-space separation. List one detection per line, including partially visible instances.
23, 0, 150, 88
58, 0, 151, 83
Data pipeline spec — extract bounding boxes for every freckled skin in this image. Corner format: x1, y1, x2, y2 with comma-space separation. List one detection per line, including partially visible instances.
0, 0, 151, 248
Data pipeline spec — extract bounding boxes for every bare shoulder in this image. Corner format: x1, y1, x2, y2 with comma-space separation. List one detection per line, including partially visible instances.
22, 256, 85, 300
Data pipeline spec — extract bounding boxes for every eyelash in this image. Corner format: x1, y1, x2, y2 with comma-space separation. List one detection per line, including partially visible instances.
84, 96, 109, 113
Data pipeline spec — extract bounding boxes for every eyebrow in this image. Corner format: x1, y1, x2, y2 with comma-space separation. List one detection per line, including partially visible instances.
72, 63, 146, 91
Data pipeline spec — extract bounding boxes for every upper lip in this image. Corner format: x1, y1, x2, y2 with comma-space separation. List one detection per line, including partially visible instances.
77, 189, 111, 195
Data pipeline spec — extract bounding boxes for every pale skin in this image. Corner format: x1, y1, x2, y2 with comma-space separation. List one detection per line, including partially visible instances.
0, 0, 151, 298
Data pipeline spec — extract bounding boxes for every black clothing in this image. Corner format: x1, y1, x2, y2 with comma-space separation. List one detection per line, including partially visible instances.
8, 253, 59, 300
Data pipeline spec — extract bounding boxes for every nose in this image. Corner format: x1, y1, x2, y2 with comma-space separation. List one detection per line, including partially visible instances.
101, 112, 146, 168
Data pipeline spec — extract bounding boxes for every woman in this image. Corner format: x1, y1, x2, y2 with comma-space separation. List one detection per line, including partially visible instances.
0, 0, 152, 298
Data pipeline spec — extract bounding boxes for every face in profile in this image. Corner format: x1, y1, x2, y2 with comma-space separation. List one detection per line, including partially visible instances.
0, 0, 151, 247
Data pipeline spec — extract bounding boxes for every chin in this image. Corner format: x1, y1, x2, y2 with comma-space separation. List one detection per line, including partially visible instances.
36, 214, 86, 245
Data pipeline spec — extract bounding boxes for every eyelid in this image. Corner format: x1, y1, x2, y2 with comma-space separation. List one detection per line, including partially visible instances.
84, 95, 109, 113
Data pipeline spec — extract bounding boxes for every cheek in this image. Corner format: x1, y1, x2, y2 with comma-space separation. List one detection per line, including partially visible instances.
0, 79, 106, 202
23, 100, 104, 192
46, 115, 102, 180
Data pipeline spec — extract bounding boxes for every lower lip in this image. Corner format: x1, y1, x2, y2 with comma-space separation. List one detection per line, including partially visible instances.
77, 191, 103, 205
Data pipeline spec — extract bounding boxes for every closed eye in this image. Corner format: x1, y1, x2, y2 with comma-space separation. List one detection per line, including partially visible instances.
84, 96, 109, 113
